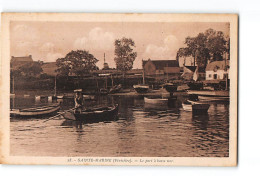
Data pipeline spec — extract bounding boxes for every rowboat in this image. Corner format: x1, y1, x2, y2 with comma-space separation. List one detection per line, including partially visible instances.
133, 84, 149, 93
10, 104, 60, 118
187, 90, 229, 102
63, 104, 119, 122
182, 100, 210, 113
144, 97, 168, 105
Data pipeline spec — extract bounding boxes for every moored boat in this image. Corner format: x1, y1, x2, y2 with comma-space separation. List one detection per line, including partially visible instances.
182, 100, 210, 113
144, 97, 168, 105
10, 104, 60, 118
133, 84, 149, 93
163, 83, 178, 93
187, 90, 229, 102
63, 104, 119, 122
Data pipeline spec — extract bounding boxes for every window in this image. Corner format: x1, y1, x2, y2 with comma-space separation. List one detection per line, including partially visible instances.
209, 74, 212, 78
223, 73, 228, 79
214, 74, 217, 79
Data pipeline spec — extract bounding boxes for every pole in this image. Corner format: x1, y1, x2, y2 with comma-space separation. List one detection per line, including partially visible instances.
54, 75, 57, 96
142, 59, 145, 84
12, 75, 15, 94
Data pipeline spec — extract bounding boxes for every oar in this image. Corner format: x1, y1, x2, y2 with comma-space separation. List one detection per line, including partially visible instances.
43, 107, 76, 123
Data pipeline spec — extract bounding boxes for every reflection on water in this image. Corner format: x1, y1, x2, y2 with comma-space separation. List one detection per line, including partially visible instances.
10, 95, 229, 157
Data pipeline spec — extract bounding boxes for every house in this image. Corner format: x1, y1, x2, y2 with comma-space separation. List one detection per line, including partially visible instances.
205, 60, 229, 80
10, 55, 33, 69
142, 59, 181, 79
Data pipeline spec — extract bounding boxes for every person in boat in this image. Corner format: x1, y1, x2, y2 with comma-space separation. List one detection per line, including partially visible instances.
74, 89, 84, 113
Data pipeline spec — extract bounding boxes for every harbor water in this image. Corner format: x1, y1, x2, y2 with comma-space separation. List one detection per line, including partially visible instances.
10, 94, 229, 157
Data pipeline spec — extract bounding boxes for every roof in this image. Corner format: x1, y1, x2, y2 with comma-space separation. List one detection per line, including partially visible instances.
11, 55, 33, 63
184, 66, 205, 73
206, 60, 230, 71
143, 59, 179, 70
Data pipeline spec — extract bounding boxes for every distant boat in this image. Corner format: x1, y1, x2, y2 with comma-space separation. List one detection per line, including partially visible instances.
133, 84, 149, 93
182, 100, 210, 113
83, 94, 95, 100
63, 104, 119, 122
133, 66, 149, 93
144, 97, 168, 105
163, 82, 178, 93
10, 104, 60, 118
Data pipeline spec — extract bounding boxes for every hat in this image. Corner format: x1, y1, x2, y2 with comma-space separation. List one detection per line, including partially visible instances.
74, 89, 82, 92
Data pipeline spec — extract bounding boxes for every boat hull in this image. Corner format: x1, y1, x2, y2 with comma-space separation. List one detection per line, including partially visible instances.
133, 85, 149, 93
63, 104, 119, 123
163, 83, 178, 93
144, 97, 168, 105
182, 101, 210, 113
187, 90, 229, 102
10, 104, 60, 118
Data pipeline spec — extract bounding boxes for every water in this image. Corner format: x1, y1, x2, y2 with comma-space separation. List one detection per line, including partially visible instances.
10, 94, 229, 157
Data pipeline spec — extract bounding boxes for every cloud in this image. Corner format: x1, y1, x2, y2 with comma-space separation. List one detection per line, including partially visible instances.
143, 35, 180, 60
45, 53, 64, 62
12, 24, 39, 41
40, 42, 55, 53
73, 27, 115, 51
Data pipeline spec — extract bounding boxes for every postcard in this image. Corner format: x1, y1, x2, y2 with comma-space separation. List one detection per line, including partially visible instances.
0, 13, 238, 166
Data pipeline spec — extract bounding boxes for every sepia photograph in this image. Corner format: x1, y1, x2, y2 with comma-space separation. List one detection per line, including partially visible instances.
0, 13, 238, 166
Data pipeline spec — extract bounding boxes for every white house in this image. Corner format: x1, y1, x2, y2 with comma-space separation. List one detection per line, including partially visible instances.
206, 60, 229, 80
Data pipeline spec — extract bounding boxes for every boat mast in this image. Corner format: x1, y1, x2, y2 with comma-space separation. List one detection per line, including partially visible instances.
111, 74, 114, 87
142, 59, 145, 84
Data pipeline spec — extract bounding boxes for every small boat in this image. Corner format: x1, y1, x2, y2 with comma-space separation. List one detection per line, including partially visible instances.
144, 97, 168, 105
163, 83, 178, 93
187, 90, 229, 102
109, 84, 122, 94
133, 84, 149, 93
182, 100, 210, 113
10, 104, 60, 118
63, 104, 119, 122
83, 94, 95, 100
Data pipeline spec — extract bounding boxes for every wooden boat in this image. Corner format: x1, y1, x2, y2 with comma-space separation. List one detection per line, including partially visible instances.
109, 84, 122, 94
63, 104, 119, 122
163, 83, 178, 93
187, 90, 229, 101
182, 100, 210, 113
10, 104, 60, 118
83, 94, 95, 100
133, 84, 149, 93
144, 97, 168, 105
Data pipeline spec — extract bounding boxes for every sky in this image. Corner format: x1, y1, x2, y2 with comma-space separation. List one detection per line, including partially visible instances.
10, 21, 229, 69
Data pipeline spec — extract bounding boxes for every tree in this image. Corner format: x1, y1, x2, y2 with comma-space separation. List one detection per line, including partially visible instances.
56, 50, 99, 77
114, 37, 137, 73
177, 28, 229, 69
18, 62, 43, 77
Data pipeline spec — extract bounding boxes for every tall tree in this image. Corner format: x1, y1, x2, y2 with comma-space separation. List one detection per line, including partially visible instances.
177, 28, 229, 69
56, 50, 98, 77
114, 37, 137, 73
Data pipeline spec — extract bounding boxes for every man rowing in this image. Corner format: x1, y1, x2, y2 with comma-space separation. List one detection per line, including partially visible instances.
74, 89, 84, 113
